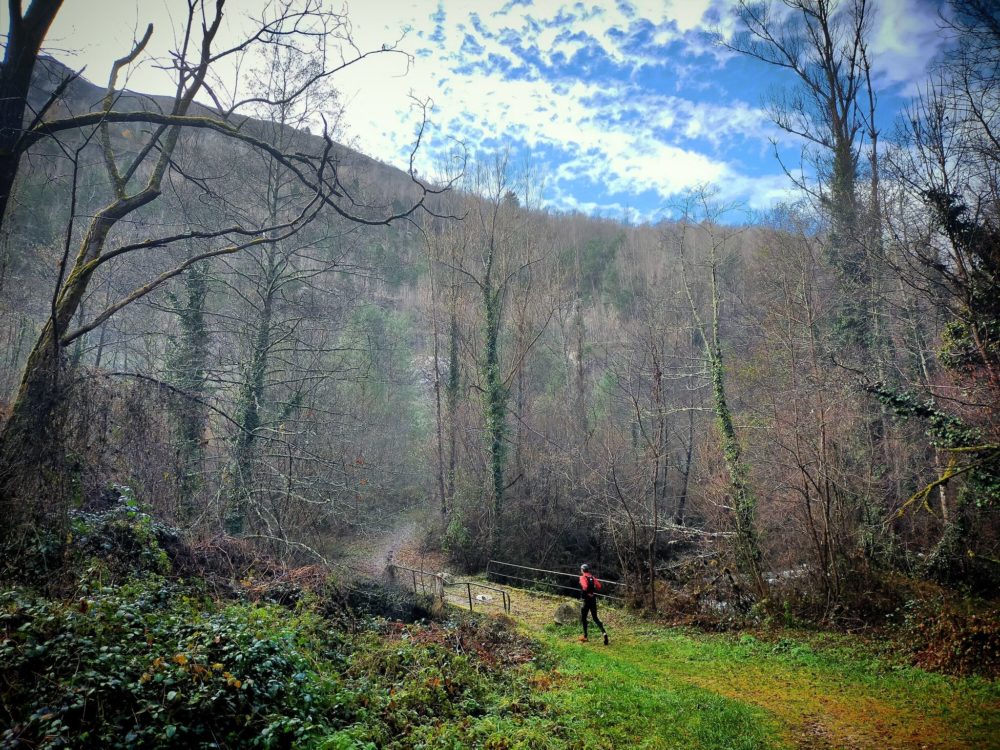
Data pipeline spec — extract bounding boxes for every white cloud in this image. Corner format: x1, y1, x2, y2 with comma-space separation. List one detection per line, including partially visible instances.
665, 0, 713, 33
41, 0, 846, 220
715, 170, 798, 211
869, 0, 948, 95
330, 0, 790, 217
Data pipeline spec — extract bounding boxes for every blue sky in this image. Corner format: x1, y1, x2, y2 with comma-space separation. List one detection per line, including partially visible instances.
42, 0, 951, 223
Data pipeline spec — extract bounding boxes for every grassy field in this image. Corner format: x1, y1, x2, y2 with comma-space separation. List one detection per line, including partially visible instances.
512, 594, 1000, 750
341, 530, 1000, 750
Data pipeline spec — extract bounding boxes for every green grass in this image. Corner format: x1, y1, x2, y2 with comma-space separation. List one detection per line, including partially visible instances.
529, 617, 1000, 750
541, 626, 783, 750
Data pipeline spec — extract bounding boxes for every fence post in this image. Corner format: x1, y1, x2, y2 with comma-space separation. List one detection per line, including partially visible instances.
434, 574, 445, 607
431, 573, 446, 616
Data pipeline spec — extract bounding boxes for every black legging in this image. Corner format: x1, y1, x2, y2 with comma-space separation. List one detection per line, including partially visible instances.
581, 596, 605, 638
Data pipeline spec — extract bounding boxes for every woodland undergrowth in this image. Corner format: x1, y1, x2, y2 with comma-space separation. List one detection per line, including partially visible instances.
0, 492, 573, 750
2, 491, 997, 750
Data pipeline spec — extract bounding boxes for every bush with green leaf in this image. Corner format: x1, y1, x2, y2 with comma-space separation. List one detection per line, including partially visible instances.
322, 618, 570, 750
0, 580, 352, 749
68, 485, 176, 579
1, 572, 581, 750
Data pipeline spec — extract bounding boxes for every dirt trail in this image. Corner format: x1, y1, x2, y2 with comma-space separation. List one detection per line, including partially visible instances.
339, 516, 448, 579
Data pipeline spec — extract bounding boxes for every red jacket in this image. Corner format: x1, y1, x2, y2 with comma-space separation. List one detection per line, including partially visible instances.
579, 572, 602, 598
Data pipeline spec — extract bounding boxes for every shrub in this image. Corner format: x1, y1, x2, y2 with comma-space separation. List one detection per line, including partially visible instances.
68, 485, 176, 581
0, 575, 572, 750
331, 616, 554, 749
900, 596, 1000, 679
0, 580, 351, 749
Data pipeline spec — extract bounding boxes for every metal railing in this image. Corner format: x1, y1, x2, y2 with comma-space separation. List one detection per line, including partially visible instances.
387, 563, 511, 614
486, 559, 625, 602
455, 580, 511, 614
387, 562, 438, 596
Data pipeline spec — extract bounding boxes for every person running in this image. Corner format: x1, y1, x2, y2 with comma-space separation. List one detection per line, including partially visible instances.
578, 563, 608, 645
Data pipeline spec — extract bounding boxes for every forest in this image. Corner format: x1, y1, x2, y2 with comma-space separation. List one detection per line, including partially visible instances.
0, 0, 998, 748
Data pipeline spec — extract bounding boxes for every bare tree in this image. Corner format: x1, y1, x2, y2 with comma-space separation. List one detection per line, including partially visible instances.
726, 0, 881, 350
0, 0, 65, 223
433, 151, 551, 559
874, 0, 1000, 581
0, 0, 444, 547
677, 189, 768, 599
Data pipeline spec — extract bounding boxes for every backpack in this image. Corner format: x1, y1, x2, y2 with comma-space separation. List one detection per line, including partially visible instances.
585, 574, 596, 595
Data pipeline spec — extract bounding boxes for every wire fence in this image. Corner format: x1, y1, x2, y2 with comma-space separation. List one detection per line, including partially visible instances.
486, 560, 625, 602
387, 563, 512, 614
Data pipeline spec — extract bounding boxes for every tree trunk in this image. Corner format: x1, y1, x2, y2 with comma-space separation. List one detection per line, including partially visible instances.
227, 273, 274, 535
709, 230, 766, 599
0, 320, 66, 542
482, 284, 507, 552
0, 0, 65, 223
166, 263, 210, 519
709, 346, 766, 599
446, 311, 459, 504
574, 298, 587, 441
430, 265, 448, 517
674, 407, 694, 525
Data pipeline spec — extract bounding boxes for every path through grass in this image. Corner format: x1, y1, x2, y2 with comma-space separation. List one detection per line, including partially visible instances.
500, 586, 1000, 750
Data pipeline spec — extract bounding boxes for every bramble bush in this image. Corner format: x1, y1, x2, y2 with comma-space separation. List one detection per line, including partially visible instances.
1, 487, 576, 749
900, 595, 1000, 679
0, 580, 573, 750
67, 485, 175, 580
0, 485, 179, 592
0, 580, 352, 748
320, 620, 570, 750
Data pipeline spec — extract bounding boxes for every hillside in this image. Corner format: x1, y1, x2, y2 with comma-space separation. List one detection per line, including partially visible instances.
27, 55, 420, 200
1, 3, 998, 747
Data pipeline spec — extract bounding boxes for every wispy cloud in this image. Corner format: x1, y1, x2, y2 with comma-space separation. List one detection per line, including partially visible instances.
869, 0, 948, 95
336, 0, 804, 217
51, 1, 944, 222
